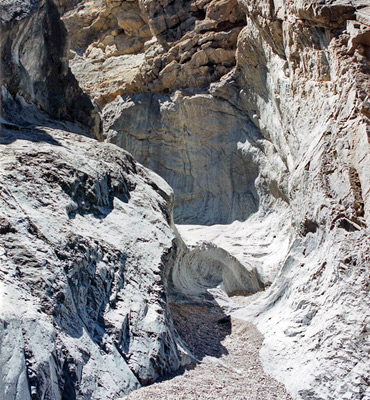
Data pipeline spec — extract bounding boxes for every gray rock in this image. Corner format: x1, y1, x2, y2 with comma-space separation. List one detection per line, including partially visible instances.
0, 123, 186, 400
2, 0, 370, 399
103, 90, 288, 225
96, 0, 370, 399
0, 0, 100, 137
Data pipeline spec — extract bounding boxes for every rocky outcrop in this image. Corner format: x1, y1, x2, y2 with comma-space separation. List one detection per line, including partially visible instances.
62, 0, 246, 106
0, 0, 100, 137
2, 0, 370, 399
0, 123, 191, 400
230, 2, 370, 398
65, 0, 370, 399
1, 2, 267, 399
65, 0, 289, 225
0, 1, 193, 399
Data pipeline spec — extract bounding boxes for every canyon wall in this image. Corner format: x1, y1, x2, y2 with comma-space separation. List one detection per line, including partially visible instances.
0, 2, 191, 399
65, 0, 370, 399
1, 0, 370, 399
0, 0, 101, 136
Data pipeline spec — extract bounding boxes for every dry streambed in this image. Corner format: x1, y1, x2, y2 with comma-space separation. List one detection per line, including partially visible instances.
120, 298, 292, 400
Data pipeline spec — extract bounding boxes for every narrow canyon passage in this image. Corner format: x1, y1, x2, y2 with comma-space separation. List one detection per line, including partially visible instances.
120, 294, 292, 400
1, 0, 369, 399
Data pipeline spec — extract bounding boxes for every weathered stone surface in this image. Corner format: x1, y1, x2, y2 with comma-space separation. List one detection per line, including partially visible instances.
102, 90, 287, 225
61, 0, 246, 106
0, 123, 188, 400
0, 2, 193, 399
0, 0, 100, 137
74, 0, 370, 399
2, 0, 370, 399
225, 1, 370, 399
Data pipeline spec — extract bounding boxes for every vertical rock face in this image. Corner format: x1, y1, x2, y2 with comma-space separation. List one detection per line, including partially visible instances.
231, 2, 370, 399
0, 0, 100, 136
66, 0, 370, 399
103, 91, 264, 225
64, 0, 290, 225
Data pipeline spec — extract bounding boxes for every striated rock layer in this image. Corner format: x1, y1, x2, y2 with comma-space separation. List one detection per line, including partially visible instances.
67, 0, 370, 399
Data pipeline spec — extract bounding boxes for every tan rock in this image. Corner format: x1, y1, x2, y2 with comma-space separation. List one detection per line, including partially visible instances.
117, 9, 145, 34
63, 0, 246, 103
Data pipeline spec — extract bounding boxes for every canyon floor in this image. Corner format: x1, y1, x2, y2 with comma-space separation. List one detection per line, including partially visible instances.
121, 292, 292, 400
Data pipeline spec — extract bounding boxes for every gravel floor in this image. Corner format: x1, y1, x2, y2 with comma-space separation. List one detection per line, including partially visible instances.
120, 298, 292, 400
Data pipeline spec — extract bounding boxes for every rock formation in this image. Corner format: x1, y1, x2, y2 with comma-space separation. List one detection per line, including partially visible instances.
0, 0, 100, 136
65, 0, 370, 399
62, 0, 245, 107
0, 125, 190, 399
0, 1, 190, 399
1, 0, 370, 399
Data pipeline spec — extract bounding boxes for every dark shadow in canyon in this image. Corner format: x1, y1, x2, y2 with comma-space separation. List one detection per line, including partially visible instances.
146, 303, 231, 382
149, 302, 231, 385
169, 302, 231, 360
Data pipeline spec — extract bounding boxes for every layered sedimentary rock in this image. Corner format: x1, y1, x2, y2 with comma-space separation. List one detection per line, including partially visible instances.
67, 0, 370, 399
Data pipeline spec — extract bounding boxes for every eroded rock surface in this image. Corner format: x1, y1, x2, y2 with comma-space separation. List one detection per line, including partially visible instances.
103, 91, 271, 225
2, 0, 370, 399
0, 1, 191, 399
65, 0, 370, 399
61, 0, 246, 106
0, 0, 100, 137
0, 121, 192, 400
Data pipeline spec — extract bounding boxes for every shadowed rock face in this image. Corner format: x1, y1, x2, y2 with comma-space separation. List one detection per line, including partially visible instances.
0, 0, 100, 137
103, 91, 263, 225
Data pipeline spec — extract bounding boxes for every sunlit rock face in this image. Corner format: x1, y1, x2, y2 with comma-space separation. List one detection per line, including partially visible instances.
0, 126, 189, 400
230, 2, 370, 399
62, 0, 246, 106
0, 2, 192, 399
66, 0, 370, 399
62, 0, 290, 226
